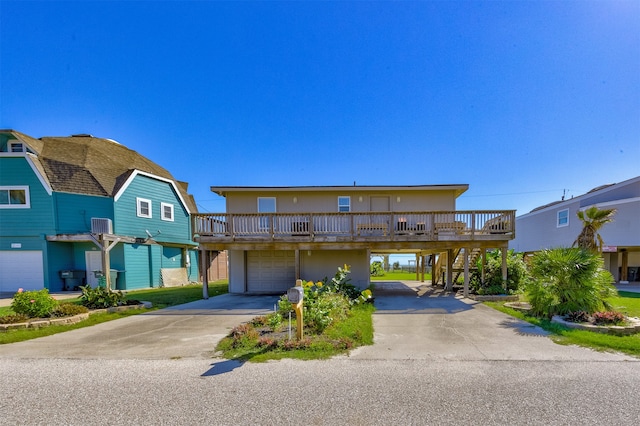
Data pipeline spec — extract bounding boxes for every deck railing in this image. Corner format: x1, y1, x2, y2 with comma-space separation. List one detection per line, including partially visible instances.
193, 211, 515, 241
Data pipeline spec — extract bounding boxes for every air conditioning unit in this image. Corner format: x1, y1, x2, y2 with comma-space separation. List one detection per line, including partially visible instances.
91, 218, 113, 234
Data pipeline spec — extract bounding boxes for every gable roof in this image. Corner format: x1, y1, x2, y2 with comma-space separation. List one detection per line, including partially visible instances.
2, 131, 197, 213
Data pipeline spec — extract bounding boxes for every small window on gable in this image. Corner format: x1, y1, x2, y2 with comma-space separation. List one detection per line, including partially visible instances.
9, 142, 24, 153
338, 196, 351, 212
161, 202, 174, 222
557, 209, 569, 228
0, 186, 30, 208
137, 197, 152, 218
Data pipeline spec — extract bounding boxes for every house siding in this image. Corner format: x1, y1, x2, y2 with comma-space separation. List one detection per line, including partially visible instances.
300, 249, 369, 289
225, 189, 458, 214
54, 193, 114, 234
115, 174, 193, 245
0, 157, 55, 236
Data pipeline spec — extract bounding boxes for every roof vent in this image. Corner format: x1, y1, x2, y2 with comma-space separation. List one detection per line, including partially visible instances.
71, 133, 94, 138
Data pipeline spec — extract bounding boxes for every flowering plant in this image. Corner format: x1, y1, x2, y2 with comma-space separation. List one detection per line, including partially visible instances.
11, 288, 59, 318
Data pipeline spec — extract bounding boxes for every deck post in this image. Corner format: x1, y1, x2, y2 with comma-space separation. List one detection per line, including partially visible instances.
481, 249, 487, 284
200, 249, 209, 299
463, 247, 470, 298
415, 253, 420, 281
446, 249, 454, 291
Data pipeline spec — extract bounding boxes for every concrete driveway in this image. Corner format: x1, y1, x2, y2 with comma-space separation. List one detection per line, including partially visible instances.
0, 282, 635, 362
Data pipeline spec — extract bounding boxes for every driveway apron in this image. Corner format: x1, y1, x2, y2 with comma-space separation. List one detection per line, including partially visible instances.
0, 283, 634, 362
348, 281, 634, 361
0, 294, 280, 360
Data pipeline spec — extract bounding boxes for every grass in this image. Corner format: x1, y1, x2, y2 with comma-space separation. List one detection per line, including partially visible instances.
216, 302, 375, 362
484, 291, 640, 357
0, 281, 228, 345
370, 270, 431, 281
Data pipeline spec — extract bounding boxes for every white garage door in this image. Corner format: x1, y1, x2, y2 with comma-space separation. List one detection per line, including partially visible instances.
247, 250, 295, 293
0, 251, 45, 293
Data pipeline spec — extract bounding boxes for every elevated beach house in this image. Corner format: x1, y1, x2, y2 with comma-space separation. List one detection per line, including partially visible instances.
510, 176, 640, 283
194, 185, 516, 296
0, 130, 199, 293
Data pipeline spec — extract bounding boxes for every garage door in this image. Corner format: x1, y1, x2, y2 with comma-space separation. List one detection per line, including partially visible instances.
247, 250, 295, 293
0, 251, 45, 293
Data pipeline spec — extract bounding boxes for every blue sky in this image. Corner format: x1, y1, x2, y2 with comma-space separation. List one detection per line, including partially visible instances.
1, 0, 639, 217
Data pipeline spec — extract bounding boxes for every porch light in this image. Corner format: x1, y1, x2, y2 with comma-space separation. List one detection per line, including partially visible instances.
293, 197, 297, 204
396, 196, 401, 203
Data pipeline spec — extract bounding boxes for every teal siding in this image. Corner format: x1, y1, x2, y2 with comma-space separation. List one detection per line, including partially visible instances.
0, 157, 55, 236
114, 174, 193, 245
54, 193, 114, 234
162, 246, 182, 268
187, 249, 199, 282
122, 243, 163, 289
46, 242, 74, 291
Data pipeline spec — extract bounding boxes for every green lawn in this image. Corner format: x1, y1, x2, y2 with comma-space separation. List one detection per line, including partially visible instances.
370, 271, 431, 281
485, 291, 640, 357
0, 281, 228, 344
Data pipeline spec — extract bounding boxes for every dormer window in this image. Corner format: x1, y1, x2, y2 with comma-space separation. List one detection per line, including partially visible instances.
9, 142, 24, 153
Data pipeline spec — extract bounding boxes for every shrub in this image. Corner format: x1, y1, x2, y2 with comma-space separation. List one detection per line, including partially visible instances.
79, 285, 125, 309
470, 249, 529, 294
527, 247, 617, 318
0, 313, 30, 324
266, 312, 283, 331
11, 289, 59, 318
564, 311, 590, 323
51, 303, 89, 317
592, 311, 625, 326
370, 261, 385, 277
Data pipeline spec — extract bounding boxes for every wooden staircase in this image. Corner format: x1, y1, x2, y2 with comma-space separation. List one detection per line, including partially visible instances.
433, 248, 481, 287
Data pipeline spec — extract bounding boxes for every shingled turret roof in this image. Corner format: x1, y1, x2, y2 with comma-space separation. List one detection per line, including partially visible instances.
4, 132, 196, 213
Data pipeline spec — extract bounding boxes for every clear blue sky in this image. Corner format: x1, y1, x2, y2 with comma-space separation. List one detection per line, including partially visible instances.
1, 1, 639, 216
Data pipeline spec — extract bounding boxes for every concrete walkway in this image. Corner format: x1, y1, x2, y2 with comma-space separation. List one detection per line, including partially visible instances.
0, 281, 636, 362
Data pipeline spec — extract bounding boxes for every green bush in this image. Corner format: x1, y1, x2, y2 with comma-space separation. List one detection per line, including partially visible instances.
470, 249, 529, 294
370, 261, 385, 277
79, 285, 125, 309
11, 289, 59, 318
0, 313, 30, 324
527, 247, 617, 318
51, 303, 89, 317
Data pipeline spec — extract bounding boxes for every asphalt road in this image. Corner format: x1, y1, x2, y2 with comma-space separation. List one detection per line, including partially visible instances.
1, 282, 639, 425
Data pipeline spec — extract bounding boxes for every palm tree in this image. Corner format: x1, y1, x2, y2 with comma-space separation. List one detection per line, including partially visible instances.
573, 206, 616, 252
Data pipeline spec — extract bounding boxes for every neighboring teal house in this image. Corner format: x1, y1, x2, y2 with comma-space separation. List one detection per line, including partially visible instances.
0, 130, 199, 293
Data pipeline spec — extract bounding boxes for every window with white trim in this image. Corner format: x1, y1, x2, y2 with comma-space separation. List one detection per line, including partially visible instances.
557, 209, 569, 227
136, 197, 152, 218
0, 186, 30, 208
338, 196, 351, 212
9, 142, 25, 153
161, 202, 174, 221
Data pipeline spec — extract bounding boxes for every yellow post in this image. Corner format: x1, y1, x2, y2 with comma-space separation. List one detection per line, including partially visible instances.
293, 300, 304, 340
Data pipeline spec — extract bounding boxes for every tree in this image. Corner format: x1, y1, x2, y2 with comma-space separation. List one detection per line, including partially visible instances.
573, 206, 616, 252
527, 247, 617, 318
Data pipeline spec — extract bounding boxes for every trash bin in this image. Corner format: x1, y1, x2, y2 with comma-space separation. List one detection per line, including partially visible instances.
59, 270, 86, 290
93, 270, 118, 289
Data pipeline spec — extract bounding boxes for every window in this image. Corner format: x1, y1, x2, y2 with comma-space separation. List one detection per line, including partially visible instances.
0, 186, 30, 208
9, 142, 24, 153
137, 197, 152, 218
161, 202, 174, 221
338, 196, 350, 212
257, 197, 276, 230
557, 209, 569, 227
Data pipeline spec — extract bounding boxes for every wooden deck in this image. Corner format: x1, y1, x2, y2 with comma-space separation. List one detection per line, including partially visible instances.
193, 210, 515, 250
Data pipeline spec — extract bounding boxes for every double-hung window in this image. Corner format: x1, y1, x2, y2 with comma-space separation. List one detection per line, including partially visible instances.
557, 209, 569, 228
0, 186, 30, 208
338, 196, 351, 212
161, 202, 174, 221
137, 197, 152, 218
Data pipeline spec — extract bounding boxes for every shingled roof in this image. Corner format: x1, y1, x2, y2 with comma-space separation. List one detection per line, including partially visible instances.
29, 134, 196, 213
